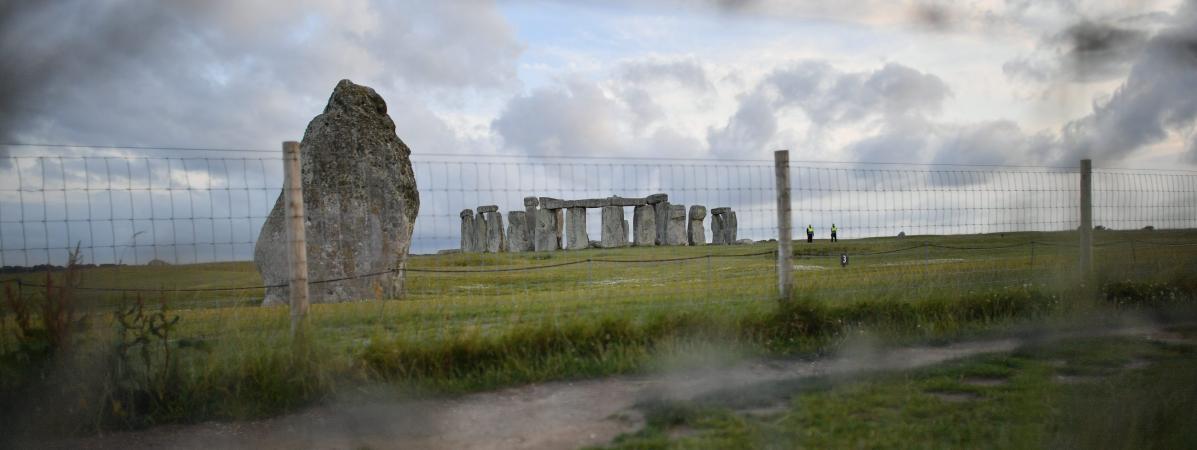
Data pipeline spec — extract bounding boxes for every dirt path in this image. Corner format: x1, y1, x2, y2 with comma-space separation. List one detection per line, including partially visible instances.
38, 325, 1181, 450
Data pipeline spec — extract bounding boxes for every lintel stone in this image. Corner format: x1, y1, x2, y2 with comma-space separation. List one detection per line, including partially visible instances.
539, 197, 566, 210
610, 196, 648, 207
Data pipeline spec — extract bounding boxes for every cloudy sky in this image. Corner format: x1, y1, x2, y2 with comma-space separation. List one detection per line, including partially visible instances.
2, 0, 1196, 265
2, 0, 1196, 168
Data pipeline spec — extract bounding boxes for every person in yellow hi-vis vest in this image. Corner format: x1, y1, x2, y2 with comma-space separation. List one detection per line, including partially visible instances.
806, 224, 814, 243
831, 223, 838, 242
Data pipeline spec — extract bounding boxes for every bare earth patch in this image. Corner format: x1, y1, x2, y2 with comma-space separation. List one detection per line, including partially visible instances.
928, 391, 981, 402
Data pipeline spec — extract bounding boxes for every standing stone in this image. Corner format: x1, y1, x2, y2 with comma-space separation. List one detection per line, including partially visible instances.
688, 205, 706, 246
534, 208, 558, 252
255, 79, 419, 305
724, 211, 738, 244
666, 204, 687, 246
711, 213, 725, 245
523, 197, 538, 248
601, 205, 628, 248
633, 205, 656, 246
507, 211, 531, 252
474, 211, 489, 252
484, 211, 505, 253
648, 193, 669, 245
567, 207, 589, 250
555, 209, 565, 249
460, 209, 476, 252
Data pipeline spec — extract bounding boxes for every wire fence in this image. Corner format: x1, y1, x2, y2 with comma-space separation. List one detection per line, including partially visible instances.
1, 145, 1196, 338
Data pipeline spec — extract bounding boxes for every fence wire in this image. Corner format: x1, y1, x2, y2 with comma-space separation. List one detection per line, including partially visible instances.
1, 147, 1196, 340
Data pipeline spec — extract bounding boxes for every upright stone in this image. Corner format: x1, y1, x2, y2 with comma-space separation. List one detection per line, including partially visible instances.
724, 211, 738, 244
523, 197, 538, 248
633, 205, 656, 246
648, 193, 669, 245
555, 209, 565, 249
474, 211, 489, 252
666, 204, 687, 246
534, 208, 558, 252
255, 79, 419, 305
460, 209, 476, 252
485, 211, 506, 253
566, 207, 589, 250
711, 213, 725, 245
601, 205, 627, 248
507, 211, 531, 252
688, 205, 706, 246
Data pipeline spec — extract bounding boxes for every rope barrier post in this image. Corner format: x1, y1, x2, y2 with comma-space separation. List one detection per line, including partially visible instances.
1079, 159, 1093, 278
283, 141, 310, 338
774, 150, 793, 301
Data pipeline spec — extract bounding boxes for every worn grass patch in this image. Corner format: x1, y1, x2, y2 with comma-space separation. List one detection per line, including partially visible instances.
604, 334, 1197, 449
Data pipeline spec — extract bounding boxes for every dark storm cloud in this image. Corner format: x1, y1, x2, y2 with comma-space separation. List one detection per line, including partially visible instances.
0, 0, 522, 158
910, 2, 954, 31
1057, 20, 1149, 81
1058, 0, 1197, 162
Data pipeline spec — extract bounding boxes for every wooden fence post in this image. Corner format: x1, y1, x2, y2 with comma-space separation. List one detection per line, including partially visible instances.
775, 150, 793, 301
283, 141, 309, 336
1079, 159, 1093, 277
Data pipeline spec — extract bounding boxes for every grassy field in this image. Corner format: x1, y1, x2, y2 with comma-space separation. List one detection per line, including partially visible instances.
0, 229, 1195, 436
605, 325, 1197, 449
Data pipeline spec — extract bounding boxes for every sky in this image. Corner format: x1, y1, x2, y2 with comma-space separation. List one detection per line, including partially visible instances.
1, 0, 1196, 265
2, 0, 1196, 167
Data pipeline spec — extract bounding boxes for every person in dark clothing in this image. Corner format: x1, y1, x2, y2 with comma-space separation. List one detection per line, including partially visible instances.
831, 223, 838, 242
806, 224, 814, 243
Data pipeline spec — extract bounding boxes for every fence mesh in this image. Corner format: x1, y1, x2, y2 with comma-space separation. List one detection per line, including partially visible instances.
1, 147, 1196, 340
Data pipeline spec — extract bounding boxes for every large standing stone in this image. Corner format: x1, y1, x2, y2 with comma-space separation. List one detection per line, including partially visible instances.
711, 213, 725, 245
255, 79, 419, 305
566, 207, 589, 250
601, 206, 627, 248
666, 204, 687, 246
507, 211, 531, 252
460, 209, 476, 252
534, 208, 559, 252
649, 194, 669, 246
523, 197, 538, 248
633, 205, 656, 246
485, 211, 506, 253
555, 209, 565, 249
474, 211, 489, 252
688, 206, 706, 246
723, 211, 738, 244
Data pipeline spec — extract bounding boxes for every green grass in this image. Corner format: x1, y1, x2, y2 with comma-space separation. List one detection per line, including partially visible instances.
0, 230, 1195, 436
604, 326, 1197, 449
